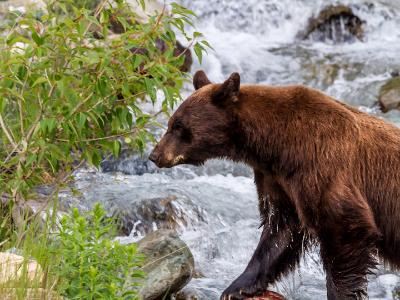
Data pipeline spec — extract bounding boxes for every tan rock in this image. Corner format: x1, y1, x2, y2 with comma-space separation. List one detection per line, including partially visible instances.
0, 253, 43, 285
378, 77, 400, 112
0, 288, 64, 300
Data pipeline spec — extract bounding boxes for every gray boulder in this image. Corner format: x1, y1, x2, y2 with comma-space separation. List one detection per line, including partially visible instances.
118, 195, 206, 236
174, 286, 219, 300
378, 77, 400, 112
137, 230, 195, 300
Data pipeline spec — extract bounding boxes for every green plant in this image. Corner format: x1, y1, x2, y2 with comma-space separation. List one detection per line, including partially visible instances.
51, 203, 143, 299
0, 0, 208, 297
0, 0, 209, 218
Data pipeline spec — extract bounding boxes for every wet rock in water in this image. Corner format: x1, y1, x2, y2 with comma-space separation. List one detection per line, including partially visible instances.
0, 252, 43, 285
136, 230, 195, 300
378, 77, 400, 112
298, 5, 364, 43
101, 152, 156, 175
394, 286, 400, 300
114, 195, 206, 236
391, 70, 400, 78
174, 286, 217, 300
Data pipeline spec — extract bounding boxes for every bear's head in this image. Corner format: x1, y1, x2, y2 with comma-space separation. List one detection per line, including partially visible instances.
149, 70, 241, 168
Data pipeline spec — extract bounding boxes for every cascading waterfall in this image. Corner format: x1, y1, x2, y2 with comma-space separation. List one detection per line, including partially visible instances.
70, 0, 400, 299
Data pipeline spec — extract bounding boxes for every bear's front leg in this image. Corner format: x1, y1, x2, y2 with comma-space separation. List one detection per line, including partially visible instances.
221, 218, 305, 300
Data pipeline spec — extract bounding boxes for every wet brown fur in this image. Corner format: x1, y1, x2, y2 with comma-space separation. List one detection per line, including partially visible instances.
149, 71, 400, 300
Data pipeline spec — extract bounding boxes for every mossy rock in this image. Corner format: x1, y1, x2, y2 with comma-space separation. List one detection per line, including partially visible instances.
378, 77, 400, 112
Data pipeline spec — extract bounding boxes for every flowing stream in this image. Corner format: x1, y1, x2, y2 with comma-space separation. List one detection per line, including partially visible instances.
71, 0, 400, 299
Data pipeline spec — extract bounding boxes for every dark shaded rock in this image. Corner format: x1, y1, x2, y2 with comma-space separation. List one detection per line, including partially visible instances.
117, 195, 206, 236
391, 70, 400, 78
174, 286, 219, 300
378, 77, 400, 112
101, 151, 156, 175
136, 230, 195, 300
298, 5, 364, 43
394, 286, 400, 299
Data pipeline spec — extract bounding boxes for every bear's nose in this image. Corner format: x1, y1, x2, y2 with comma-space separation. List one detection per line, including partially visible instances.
148, 151, 158, 164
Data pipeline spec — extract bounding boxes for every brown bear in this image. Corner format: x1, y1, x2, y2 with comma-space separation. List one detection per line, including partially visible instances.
149, 70, 400, 300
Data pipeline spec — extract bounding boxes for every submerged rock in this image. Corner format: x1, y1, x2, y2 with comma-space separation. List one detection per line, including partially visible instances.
118, 195, 206, 236
174, 286, 219, 300
136, 230, 195, 300
298, 5, 364, 43
378, 77, 400, 112
101, 152, 156, 175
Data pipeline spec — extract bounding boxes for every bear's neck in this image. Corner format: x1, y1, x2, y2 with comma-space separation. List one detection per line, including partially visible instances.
230, 86, 297, 175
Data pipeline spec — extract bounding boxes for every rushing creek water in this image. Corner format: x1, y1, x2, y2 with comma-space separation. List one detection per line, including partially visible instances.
71, 0, 400, 299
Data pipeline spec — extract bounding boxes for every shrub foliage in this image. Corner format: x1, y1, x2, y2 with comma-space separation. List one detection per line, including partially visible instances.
0, 0, 208, 203
53, 203, 144, 299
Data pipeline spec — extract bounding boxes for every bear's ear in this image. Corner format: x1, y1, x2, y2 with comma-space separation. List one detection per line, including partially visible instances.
213, 72, 240, 105
193, 70, 212, 90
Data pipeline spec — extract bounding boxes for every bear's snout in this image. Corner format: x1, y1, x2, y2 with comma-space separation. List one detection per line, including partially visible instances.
148, 150, 159, 165
149, 143, 183, 168
149, 147, 166, 168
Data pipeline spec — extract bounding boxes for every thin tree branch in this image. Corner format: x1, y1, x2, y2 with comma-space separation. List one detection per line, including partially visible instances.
0, 113, 17, 148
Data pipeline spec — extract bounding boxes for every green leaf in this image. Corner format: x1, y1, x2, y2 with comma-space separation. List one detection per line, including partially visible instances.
31, 31, 44, 46
32, 76, 48, 87
96, 77, 107, 97
201, 40, 213, 50
100, 10, 109, 24
194, 42, 203, 64
116, 16, 130, 31
193, 31, 203, 38
112, 140, 121, 157
144, 78, 156, 103
138, 0, 146, 10
132, 55, 144, 69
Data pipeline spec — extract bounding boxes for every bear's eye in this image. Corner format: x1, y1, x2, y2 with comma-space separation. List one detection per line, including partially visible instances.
170, 119, 191, 143
172, 120, 183, 131
180, 127, 192, 143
